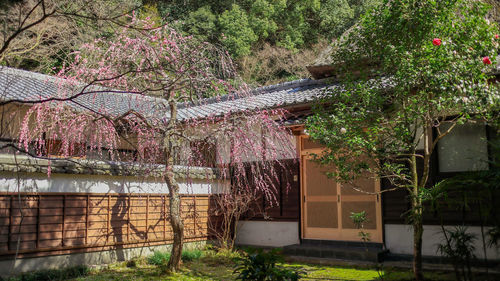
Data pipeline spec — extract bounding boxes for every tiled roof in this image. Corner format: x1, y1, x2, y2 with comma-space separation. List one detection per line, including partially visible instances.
0, 67, 168, 118
177, 79, 334, 120
0, 67, 333, 121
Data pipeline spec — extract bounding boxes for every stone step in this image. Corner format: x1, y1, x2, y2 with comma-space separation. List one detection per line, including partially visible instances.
301, 239, 384, 250
283, 243, 387, 262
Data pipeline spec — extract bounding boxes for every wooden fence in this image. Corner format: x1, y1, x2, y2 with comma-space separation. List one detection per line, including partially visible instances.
0, 192, 213, 259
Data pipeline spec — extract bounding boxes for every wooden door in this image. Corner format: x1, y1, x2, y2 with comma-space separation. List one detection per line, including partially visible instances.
337, 173, 383, 242
302, 156, 341, 239
300, 136, 382, 243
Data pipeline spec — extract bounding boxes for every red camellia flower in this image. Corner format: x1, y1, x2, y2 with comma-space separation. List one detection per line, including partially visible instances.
432, 38, 442, 46
483, 56, 492, 65
496, 34, 499, 39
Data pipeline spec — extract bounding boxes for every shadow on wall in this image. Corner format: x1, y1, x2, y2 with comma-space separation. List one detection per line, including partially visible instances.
0, 193, 212, 268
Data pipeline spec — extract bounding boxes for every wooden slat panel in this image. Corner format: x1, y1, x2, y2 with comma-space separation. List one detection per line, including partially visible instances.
38, 239, 62, 248
11, 199, 39, 209
10, 233, 38, 241
38, 224, 63, 232
0, 198, 10, 209
39, 199, 63, 208
64, 215, 86, 223
39, 208, 63, 216
10, 208, 38, 217
0, 209, 10, 217
0, 235, 8, 243
10, 224, 38, 234
9, 216, 36, 225
0, 193, 212, 259
9, 241, 37, 250
64, 238, 86, 246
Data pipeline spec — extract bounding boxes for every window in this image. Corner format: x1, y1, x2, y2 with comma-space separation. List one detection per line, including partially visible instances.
46, 139, 86, 159
437, 122, 489, 173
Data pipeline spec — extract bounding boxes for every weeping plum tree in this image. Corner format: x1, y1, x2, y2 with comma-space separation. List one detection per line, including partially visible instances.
17, 16, 295, 272
307, 0, 499, 280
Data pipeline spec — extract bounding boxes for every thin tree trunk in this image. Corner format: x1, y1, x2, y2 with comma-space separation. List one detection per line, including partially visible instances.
164, 97, 184, 272
412, 201, 424, 281
231, 213, 241, 249
411, 154, 424, 281
165, 174, 184, 272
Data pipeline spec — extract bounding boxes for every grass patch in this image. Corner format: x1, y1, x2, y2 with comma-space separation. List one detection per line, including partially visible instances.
284, 263, 382, 281
50, 250, 500, 281
72, 258, 234, 281
148, 249, 204, 266
75, 258, 464, 281
201, 248, 242, 266
282, 263, 483, 281
7, 265, 89, 281
380, 269, 457, 281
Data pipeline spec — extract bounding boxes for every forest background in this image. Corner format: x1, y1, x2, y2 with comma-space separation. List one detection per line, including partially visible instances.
2, 0, 500, 86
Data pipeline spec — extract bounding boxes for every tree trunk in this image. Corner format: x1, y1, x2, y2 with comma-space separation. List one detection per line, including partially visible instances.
411, 154, 424, 281
165, 172, 184, 272
164, 97, 183, 272
413, 214, 424, 281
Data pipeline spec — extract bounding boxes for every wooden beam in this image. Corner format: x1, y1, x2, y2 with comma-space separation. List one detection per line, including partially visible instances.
36, 195, 40, 249
145, 195, 149, 241
7, 196, 12, 251
107, 194, 110, 244
85, 195, 89, 245
62, 195, 66, 247
127, 195, 131, 242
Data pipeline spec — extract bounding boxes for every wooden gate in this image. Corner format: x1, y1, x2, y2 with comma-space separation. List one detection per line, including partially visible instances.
300, 137, 382, 243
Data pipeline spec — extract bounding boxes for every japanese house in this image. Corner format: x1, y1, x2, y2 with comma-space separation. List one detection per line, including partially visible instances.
0, 54, 499, 275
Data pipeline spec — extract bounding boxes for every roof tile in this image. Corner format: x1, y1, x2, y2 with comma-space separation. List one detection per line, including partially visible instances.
0, 67, 334, 121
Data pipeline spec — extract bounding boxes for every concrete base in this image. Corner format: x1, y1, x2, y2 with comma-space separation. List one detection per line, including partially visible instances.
0, 241, 206, 277
235, 221, 299, 247
385, 224, 500, 259
283, 240, 386, 262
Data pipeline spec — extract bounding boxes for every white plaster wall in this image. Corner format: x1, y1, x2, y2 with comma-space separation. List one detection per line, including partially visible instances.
235, 221, 299, 247
0, 171, 229, 194
216, 127, 297, 164
385, 224, 500, 259
217, 123, 263, 164
263, 131, 297, 161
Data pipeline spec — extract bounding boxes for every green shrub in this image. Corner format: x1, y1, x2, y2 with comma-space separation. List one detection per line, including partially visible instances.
7, 265, 89, 281
148, 251, 171, 266
181, 249, 203, 262
126, 257, 147, 268
437, 226, 477, 281
234, 248, 302, 281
